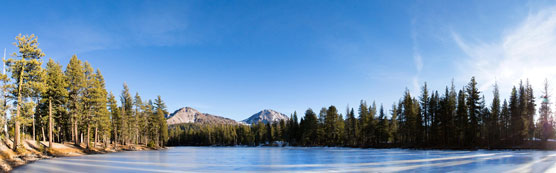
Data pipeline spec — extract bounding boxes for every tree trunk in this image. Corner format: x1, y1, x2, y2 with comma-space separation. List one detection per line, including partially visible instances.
22, 124, 25, 140
41, 126, 45, 142
14, 121, 19, 151
32, 116, 35, 141
136, 128, 139, 145
94, 126, 98, 148
86, 125, 90, 149
13, 64, 25, 151
104, 135, 108, 149
113, 126, 118, 149
57, 126, 61, 143
49, 99, 53, 148
75, 121, 79, 145
3, 99, 7, 143
71, 118, 74, 143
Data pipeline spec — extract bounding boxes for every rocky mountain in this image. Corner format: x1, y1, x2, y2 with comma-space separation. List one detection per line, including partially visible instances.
166, 107, 237, 125
242, 109, 289, 124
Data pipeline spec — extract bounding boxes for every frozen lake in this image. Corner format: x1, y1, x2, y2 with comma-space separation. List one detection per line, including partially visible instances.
13, 147, 556, 172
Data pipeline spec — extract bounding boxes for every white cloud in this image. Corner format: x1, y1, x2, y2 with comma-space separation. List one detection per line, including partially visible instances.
454, 6, 556, 99
412, 18, 424, 92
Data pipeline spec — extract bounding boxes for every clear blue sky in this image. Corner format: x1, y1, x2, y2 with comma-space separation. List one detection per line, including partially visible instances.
1, 0, 556, 121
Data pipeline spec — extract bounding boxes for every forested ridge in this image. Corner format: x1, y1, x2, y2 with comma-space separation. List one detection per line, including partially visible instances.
0, 34, 169, 152
168, 78, 556, 149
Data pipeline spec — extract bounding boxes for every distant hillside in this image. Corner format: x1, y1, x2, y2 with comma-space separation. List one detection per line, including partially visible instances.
242, 109, 289, 124
166, 107, 237, 125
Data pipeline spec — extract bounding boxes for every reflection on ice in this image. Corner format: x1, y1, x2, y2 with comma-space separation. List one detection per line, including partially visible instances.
13, 147, 556, 173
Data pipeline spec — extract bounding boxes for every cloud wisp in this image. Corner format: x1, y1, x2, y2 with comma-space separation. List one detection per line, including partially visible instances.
412, 18, 424, 92
453, 6, 556, 97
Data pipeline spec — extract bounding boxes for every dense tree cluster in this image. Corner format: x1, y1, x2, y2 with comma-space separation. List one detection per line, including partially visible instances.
0, 34, 168, 151
169, 77, 555, 149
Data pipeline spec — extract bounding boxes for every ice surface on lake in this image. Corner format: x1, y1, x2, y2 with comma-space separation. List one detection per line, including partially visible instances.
13, 147, 556, 172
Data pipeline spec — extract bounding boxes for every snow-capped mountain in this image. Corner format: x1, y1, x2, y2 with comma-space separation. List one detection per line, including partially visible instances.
242, 109, 289, 124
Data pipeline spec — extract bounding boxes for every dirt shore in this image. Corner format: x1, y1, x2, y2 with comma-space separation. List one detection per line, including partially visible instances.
0, 139, 159, 172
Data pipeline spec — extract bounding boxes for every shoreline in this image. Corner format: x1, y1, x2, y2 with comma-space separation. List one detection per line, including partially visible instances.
168, 140, 556, 151
0, 140, 163, 172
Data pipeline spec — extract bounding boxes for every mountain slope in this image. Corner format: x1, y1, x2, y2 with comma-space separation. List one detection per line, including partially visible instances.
166, 107, 237, 125
242, 109, 289, 124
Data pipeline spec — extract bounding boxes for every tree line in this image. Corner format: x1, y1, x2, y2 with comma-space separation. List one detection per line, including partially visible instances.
168, 77, 556, 149
0, 34, 168, 151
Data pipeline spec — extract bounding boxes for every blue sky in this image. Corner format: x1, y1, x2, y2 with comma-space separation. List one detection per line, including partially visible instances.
1, 0, 556, 121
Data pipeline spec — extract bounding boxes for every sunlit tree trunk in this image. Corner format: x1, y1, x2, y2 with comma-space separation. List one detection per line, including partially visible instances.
13, 65, 24, 151
41, 127, 45, 142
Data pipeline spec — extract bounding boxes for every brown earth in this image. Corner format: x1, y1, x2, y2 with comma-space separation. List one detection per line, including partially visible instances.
0, 139, 159, 172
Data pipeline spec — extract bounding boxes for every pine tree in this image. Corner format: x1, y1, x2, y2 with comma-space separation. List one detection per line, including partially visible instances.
509, 86, 522, 145
134, 93, 146, 145
429, 91, 440, 145
336, 113, 345, 146
390, 103, 399, 144
82, 61, 95, 148
82, 68, 108, 149
65, 55, 85, 145
155, 96, 168, 147
345, 107, 358, 146
489, 83, 501, 147
525, 81, 536, 140
539, 80, 553, 142
0, 62, 9, 142
455, 89, 467, 147
377, 104, 390, 144
94, 70, 111, 148
107, 92, 120, 147
301, 108, 318, 146
501, 100, 510, 142
42, 59, 68, 148
6, 34, 46, 151
466, 77, 481, 147
420, 82, 430, 145
478, 95, 489, 146
146, 100, 159, 147
120, 83, 133, 145
358, 101, 368, 146
446, 81, 457, 146
401, 89, 419, 145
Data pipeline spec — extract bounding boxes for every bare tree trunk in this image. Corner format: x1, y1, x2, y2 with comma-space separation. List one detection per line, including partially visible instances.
3, 100, 8, 143
32, 116, 35, 141
113, 126, 118, 149
136, 128, 139, 145
22, 124, 25, 140
13, 65, 25, 151
86, 125, 90, 149
94, 126, 98, 148
71, 118, 74, 143
75, 121, 79, 145
41, 127, 45, 142
49, 99, 53, 148
57, 126, 60, 143
14, 121, 19, 151
104, 134, 108, 149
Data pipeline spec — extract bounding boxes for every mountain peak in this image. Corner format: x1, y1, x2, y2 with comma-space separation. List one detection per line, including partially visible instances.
242, 109, 289, 124
166, 107, 237, 125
